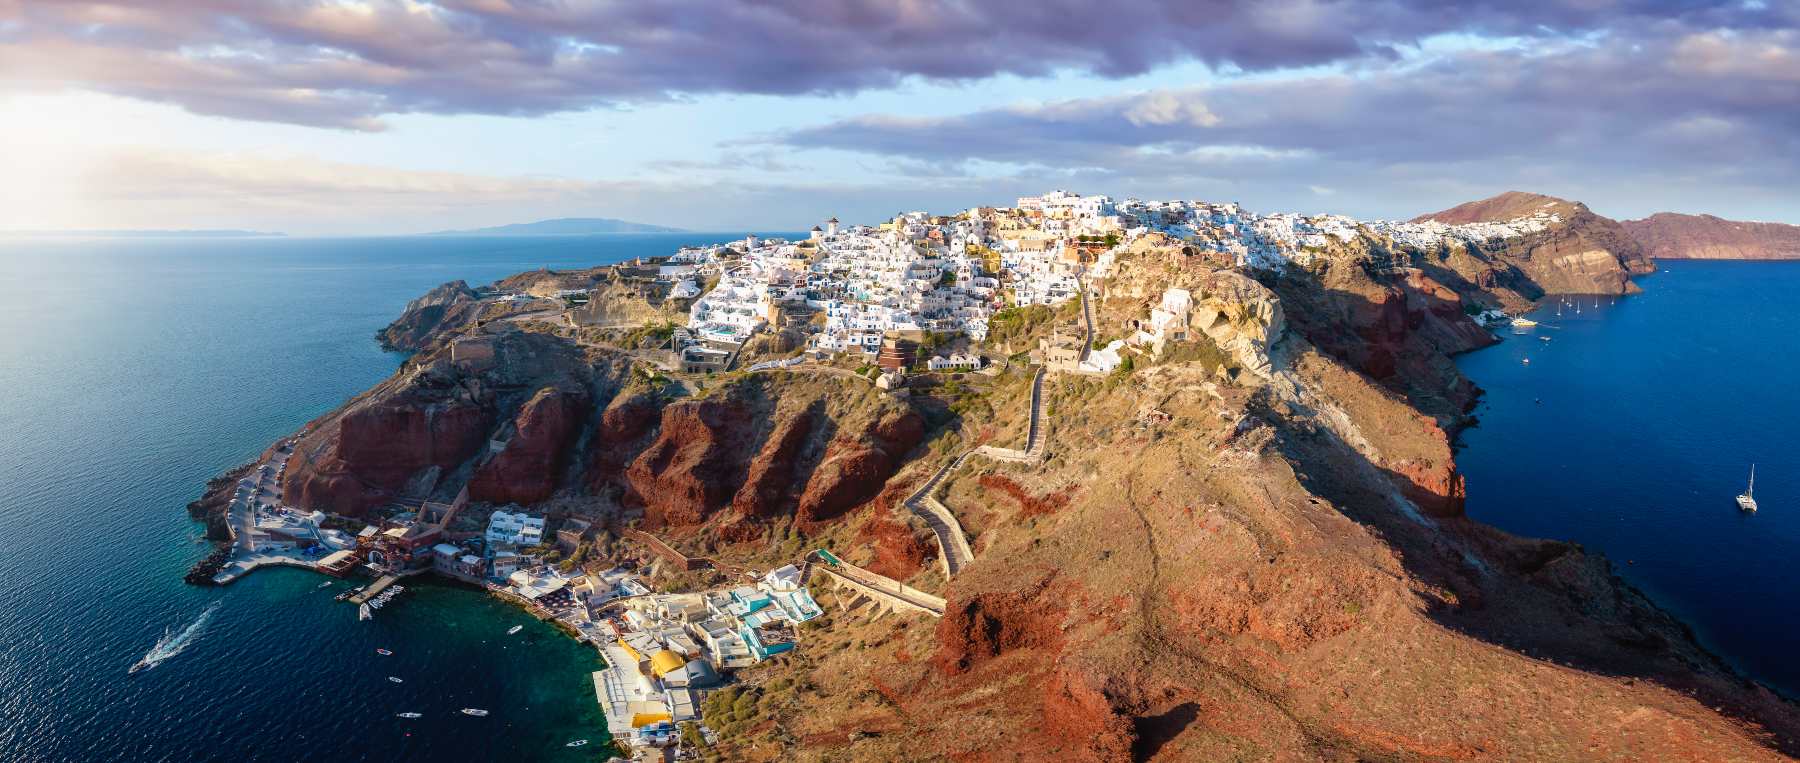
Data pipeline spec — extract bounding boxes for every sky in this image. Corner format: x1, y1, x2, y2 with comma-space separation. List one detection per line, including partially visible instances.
1, 1, 1796, 236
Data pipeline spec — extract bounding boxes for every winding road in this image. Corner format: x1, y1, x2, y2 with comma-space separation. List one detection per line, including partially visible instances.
903, 365, 1048, 579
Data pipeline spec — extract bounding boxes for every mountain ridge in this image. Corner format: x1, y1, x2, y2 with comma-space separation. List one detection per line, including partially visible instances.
1623, 212, 1800, 260
423, 217, 685, 236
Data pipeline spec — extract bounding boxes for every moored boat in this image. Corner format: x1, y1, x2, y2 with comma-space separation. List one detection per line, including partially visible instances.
1737, 464, 1759, 512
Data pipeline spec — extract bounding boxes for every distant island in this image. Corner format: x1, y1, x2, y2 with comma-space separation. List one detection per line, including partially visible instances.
1, 229, 286, 238
423, 217, 685, 236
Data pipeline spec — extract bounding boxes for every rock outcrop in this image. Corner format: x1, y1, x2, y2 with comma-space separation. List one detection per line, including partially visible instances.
378, 280, 481, 352
624, 398, 757, 528
1413, 191, 1654, 295
795, 409, 925, 526
1624, 212, 1800, 260
1186, 270, 1286, 378
467, 387, 589, 505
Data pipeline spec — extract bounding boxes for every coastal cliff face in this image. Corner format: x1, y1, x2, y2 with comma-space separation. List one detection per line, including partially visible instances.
1624, 212, 1800, 260
754, 235, 1800, 762
286, 307, 923, 539
1414, 191, 1655, 295
227, 196, 1800, 761
377, 280, 481, 352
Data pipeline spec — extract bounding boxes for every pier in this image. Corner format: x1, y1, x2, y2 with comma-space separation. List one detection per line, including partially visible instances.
349, 574, 400, 605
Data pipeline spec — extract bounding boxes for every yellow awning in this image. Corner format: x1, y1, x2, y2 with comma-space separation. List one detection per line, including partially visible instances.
630, 712, 672, 728
649, 649, 687, 677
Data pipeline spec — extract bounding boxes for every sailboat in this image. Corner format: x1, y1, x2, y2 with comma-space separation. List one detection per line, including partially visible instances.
1737, 465, 1758, 512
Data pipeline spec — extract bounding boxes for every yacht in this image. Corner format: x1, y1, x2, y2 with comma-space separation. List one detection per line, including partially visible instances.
358, 603, 372, 621
460, 708, 490, 717
507, 625, 523, 635
1737, 465, 1758, 512
1512, 317, 1539, 328
396, 713, 422, 719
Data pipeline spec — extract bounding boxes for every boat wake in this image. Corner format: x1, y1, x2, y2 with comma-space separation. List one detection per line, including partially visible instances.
129, 601, 220, 674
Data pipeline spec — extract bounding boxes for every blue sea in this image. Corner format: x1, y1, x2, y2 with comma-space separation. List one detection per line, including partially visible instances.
0, 234, 791, 762
1456, 259, 1800, 698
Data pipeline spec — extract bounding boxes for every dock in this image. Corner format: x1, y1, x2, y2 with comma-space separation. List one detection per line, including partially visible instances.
349, 574, 400, 605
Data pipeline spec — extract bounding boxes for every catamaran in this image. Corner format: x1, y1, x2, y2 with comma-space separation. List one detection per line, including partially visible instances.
1737, 464, 1758, 512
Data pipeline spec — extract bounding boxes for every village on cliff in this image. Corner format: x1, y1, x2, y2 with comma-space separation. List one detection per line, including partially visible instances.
195, 190, 1564, 759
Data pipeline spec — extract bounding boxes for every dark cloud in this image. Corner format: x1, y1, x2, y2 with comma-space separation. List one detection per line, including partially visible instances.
0, 0, 1787, 128
775, 25, 1800, 219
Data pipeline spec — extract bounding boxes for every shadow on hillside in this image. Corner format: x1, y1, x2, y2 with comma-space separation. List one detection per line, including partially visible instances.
1270, 402, 1800, 756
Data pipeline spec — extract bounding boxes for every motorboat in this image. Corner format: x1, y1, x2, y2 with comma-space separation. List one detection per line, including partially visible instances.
316, 581, 332, 589
507, 625, 523, 635
1737, 464, 1759, 512
566, 740, 588, 748
397, 712, 422, 719
460, 708, 489, 717
376, 648, 393, 656
388, 676, 404, 684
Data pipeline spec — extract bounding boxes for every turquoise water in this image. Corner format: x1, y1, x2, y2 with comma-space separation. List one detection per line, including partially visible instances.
0, 234, 789, 762
1456, 260, 1800, 698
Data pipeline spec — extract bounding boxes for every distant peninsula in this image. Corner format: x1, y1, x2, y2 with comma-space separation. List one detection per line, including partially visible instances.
423, 217, 685, 236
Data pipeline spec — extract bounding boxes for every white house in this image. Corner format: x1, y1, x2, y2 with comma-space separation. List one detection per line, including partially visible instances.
486, 510, 545, 547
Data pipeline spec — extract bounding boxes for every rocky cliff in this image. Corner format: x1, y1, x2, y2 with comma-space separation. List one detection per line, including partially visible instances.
219, 212, 1800, 761
746, 238, 1800, 762
1624, 212, 1800, 260
1413, 191, 1655, 295
376, 279, 481, 352
287, 303, 922, 544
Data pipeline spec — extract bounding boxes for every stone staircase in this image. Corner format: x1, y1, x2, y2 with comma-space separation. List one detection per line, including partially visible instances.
903, 366, 1049, 579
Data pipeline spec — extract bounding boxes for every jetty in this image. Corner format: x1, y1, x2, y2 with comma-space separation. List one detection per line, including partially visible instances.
349, 574, 401, 605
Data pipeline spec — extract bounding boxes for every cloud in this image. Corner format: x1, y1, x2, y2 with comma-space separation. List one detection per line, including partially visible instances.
773, 26, 1800, 219
3, 145, 1027, 235
2, 0, 1788, 129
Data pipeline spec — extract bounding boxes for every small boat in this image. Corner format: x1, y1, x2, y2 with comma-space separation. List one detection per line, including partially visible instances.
376, 648, 393, 656
507, 625, 523, 635
1521, 358, 1530, 365
460, 708, 489, 717
566, 740, 589, 748
1538, 336, 1551, 342
1737, 464, 1759, 512
397, 712, 422, 719
316, 581, 332, 589
387, 676, 404, 684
